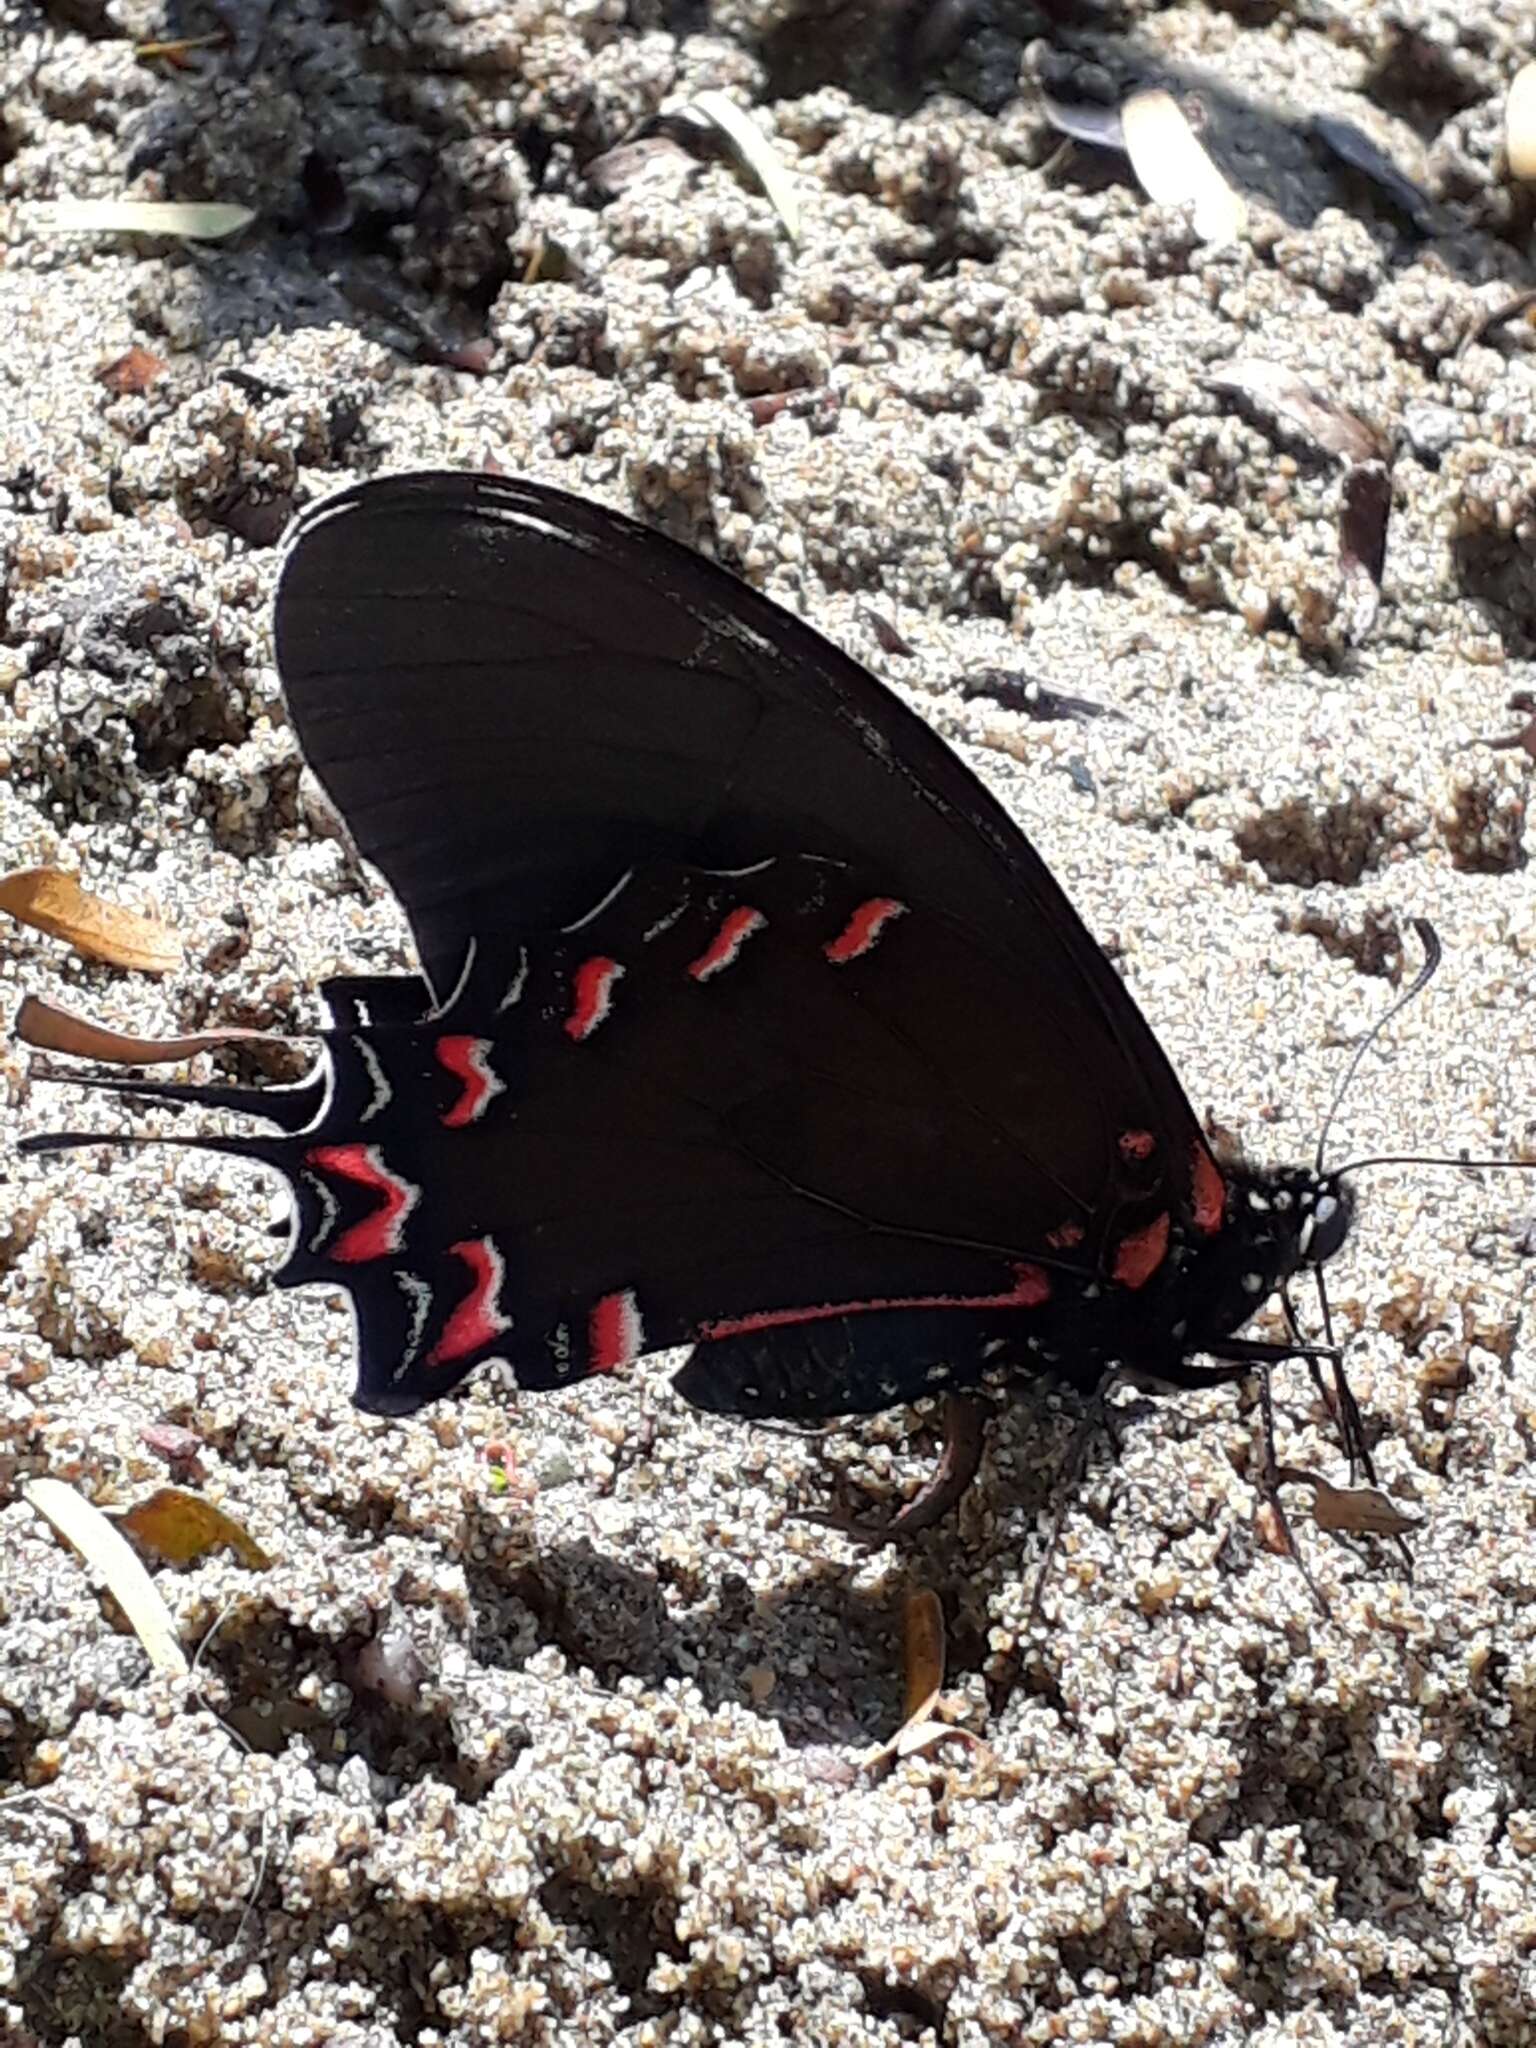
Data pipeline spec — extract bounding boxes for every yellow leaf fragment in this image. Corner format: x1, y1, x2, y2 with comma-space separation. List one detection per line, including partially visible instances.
1121, 89, 1246, 246
0, 869, 182, 973
24, 1478, 190, 1677
120, 1487, 272, 1570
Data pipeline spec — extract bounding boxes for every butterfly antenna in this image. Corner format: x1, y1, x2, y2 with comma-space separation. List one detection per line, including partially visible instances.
1315, 918, 1442, 1175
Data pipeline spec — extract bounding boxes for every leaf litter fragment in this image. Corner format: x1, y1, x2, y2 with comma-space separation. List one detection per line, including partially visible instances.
1206, 359, 1392, 643
120, 1488, 272, 1570
1275, 1466, 1420, 1538
24, 1479, 190, 1677
865, 1590, 993, 1771
1310, 116, 1438, 234
682, 90, 800, 243
26, 199, 256, 241
15, 993, 278, 1065
1121, 89, 1246, 246
97, 345, 168, 395
1507, 63, 1536, 181
0, 869, 182, 973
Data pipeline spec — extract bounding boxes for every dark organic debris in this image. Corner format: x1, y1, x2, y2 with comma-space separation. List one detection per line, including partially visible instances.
1338, 463, 1394, 643
1207, 358, 1393, 644
903, 0, 980, 80
300, 151, 353, 237
746, 385, 839, 429
957, 668, 1124, 723
1309, 115, 1438, 235
860, 608, 916, 659
1458, 287, 1536, 359
338, 269, 493, 374
1473, 693, 1536, 760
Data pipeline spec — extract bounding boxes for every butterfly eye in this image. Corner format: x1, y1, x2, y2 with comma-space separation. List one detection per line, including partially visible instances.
1302, 1188, 1351, 1265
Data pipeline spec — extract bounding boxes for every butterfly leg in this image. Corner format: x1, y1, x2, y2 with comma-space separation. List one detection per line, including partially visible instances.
800, 1393, 991, 1545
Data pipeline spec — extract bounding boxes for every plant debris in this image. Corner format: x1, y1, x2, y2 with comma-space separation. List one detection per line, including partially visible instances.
1309, 115, 1438, 233
1276, 1467, 1421, 1538
14, 993, 276, 1065
1507, 62, 1536, 180
585, 134, 695, 200
96, 345, 168, 395
681, 90, 800, 243
1206, 358, 1393, 642
860, 608, 916, 659
1121, 89, 1246, 246
23, 1479, 190, 1677
1459, 286, 1536, 357
25, 199, 256, 241
958, 668, 1125, 723
865, 1590, 993, 1770
1037, 90, 1126, 154
0, 868, 183, 972
120, 1487, 272, 1570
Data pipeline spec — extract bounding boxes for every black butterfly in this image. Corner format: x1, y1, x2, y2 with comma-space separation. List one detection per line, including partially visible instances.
21, 471, 1358, 1536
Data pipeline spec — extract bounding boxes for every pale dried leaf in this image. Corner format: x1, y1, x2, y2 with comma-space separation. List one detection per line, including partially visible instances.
15, 993, 273, 1065
26, 199, 256, 241
685, 91, 800, 243
0, 870, 182, 973
24, 1478, 190, 1677
1121, 89, 1246, 245
1508, 62, 1536, 180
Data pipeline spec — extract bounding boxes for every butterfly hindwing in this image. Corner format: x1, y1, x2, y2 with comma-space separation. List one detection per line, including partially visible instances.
273, 854, 1217, 1418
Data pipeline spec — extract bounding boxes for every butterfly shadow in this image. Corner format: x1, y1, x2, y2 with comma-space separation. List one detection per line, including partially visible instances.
457, 1509, 922, 1751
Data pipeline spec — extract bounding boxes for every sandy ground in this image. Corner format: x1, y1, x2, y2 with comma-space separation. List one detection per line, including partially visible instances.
3, 1, 1536, 2043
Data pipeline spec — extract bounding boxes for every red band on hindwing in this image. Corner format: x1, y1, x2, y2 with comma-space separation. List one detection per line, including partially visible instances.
304, 1143, 419, 1263
426, 1236, 510, 1366
435, 1035, 504, 1127
823, 897, 906, 964
589, 1289, 645, 1372
1190, 1146, 1226, 1235
1118, 1128, 1156, 1161
1112, 1212, 1170, 1289
697, 1262, 1050, 1341
688, 906, 767, 981
565, 956, 624, 1041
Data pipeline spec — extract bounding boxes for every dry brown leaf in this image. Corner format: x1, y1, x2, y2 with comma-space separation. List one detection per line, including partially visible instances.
1121, 89, 1246, 245
97, 345, 168, 396
1308, 1476, 1420, 1538
864, 1589, 990, 1767
1277, 1465, 1421, 1538
23, 1478, 190, 1676
1507, 62, 1536, 180
0, 869, 182, 973
120, 1487, 272, 1570
14, 993, 273, 1065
